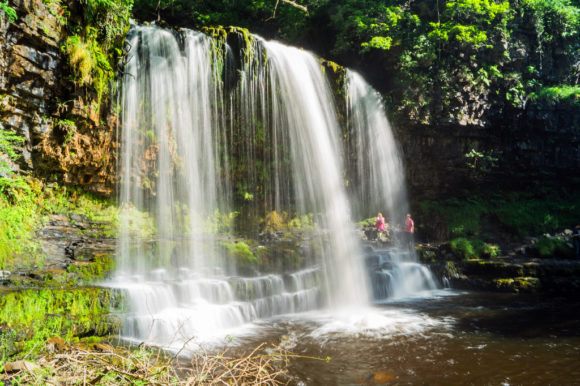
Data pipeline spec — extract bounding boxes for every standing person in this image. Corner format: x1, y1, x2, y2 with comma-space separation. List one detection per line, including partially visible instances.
573, 225, 580, 259
404, 213, 415, 250
375, 212, 385, 233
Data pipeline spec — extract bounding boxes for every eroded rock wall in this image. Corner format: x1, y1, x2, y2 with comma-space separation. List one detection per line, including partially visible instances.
0, 0, 116, 195
396, 100, 580, 200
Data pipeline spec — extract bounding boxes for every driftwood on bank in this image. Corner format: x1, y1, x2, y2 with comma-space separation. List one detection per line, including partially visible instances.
1, 341, 323, 385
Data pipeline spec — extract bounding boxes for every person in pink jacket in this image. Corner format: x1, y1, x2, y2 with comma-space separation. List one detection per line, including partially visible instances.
404, 214, 415, 251
375, 212, 386, 233
405, 214, 414, 234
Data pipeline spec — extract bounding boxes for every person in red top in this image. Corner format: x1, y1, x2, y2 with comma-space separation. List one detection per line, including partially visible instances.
404, 213, 415, 251
375, 212, 386, 233
405, 214, 414, 234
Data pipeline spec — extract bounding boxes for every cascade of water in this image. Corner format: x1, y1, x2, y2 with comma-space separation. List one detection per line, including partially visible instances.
261, 41, 369, 308
345, 71, 440, 298
118, 27, 222, 275
345, 70, 408, 226
114, 25, 374, 349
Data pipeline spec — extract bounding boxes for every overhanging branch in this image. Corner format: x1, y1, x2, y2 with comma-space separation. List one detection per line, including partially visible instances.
270, 0, 309, 20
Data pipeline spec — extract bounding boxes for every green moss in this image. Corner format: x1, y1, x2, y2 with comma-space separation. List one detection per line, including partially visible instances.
223, 240, 258, 265
66, 254, 115, 283
494, 276, 540, 292
62, 28, 114, 115
203, 25, 255, 63
463, 259, 524, 277
320, 58, 347, 97
444, 260, 459, 277
0, 287, 122, 361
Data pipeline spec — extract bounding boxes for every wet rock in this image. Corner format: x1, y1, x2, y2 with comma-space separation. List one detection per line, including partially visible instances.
35, 214, 115, 271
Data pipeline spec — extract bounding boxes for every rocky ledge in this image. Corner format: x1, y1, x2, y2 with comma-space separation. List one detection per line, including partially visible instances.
428, 256, 580, 294
0, 213, 115, 288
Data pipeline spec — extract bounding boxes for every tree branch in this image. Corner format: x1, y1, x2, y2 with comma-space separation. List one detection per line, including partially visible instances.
280, 0, 308, 14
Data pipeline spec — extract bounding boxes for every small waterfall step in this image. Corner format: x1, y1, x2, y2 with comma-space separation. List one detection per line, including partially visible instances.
363, 246, 438, 300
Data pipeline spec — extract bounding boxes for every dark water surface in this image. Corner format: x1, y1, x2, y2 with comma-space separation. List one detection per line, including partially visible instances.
232, 291, 580, 385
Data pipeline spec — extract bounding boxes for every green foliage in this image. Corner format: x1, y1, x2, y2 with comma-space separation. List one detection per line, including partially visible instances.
82, 0, 134, 49
287, 213, 314, 230
63, 28, 114, 109
480, 242, 501, 258
57, 0, 133, 116
449, 237, 500, 259
55, 118, 78, 145
465, 148, 499, 177
521, 0, 580, 53
529, 85, 580, 105
131, 0, 578, 127
418, 189, 580, 240
450, 237, 476, 259
534, 236, 573, 258
445, 0, 510, 22
0, 0, 17, 22
0, 177, 41, 269
0, 127, 24, 176
207, 210, 239, 234
223, 240, 259, 265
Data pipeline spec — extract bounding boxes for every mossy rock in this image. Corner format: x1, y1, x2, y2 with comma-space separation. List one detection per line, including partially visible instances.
66, 254, 115, 283
493, 277, 540, 293
0, 287, 123, 358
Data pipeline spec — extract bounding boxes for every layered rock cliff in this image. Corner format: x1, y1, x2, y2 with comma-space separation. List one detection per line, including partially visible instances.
0, 0, 120, 195
397, 97, 580, 199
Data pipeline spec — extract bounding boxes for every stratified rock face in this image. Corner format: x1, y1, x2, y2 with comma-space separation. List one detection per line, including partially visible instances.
0, 0, 115, 195
396, 99, 580, 199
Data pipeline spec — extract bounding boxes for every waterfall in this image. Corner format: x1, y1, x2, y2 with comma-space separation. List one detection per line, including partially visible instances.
261, 41, 368, 307
117, 27, 222, 275
113, 24, 439, 349
345, 70, 408, 227
344, 71, 439, 298
113, 25, 375, 349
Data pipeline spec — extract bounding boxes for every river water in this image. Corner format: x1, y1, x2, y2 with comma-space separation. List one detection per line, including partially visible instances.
217, 291, 580, 385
